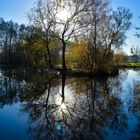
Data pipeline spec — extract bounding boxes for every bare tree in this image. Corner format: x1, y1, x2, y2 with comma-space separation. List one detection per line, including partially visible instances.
130, 45, 140, 62
135, 17, 140, 38
53, 0, 92, 71
131, 45, 140, 56
85, 0, 110, 72
86, 5, 132, 72
28, 0, 58, 69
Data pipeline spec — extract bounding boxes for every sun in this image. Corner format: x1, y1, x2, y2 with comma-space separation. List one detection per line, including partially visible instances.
57, 8, 70, 21
56, 1, 70, 22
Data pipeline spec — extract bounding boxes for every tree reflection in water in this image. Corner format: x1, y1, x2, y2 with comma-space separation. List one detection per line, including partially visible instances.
18, 74, 127, 140
1, 68, 138, 140
129, 81, 140, 140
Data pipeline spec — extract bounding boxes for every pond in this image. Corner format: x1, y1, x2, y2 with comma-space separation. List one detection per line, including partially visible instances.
0, 67, 140, 140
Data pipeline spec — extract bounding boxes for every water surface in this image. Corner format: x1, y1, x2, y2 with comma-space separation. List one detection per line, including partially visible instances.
0, 68, 140, 140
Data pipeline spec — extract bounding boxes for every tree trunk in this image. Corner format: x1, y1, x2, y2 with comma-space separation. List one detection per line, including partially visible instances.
46, 44, 54, 70
62, 41, 67, 71
61, 74, 66, 103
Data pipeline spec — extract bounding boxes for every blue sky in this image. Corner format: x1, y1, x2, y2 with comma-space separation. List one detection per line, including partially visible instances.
0, 0, 35, 24
0, 0, 139, 54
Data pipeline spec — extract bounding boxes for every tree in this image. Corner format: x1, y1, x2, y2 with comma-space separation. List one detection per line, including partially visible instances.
24, 35, 47, 69
135, 17, 140, 38
86, 6, 132, 73
52, 0, 91, 71
113, 51, 125, 64
84, 0, 110, 72
0, 19, 20, 64
28, 0, 58, 69
67, 42, 91, 70
131, 45, 140, 57
130, 45, 140, 62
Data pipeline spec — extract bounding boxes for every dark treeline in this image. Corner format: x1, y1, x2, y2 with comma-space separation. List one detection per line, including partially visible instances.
0, 18, 60, 69
0, 18, 26, 65
0, 0, 133, 74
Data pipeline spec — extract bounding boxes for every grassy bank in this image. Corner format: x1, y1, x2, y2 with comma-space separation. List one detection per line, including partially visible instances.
55, 67, 119, 77
116, 62, 140, 68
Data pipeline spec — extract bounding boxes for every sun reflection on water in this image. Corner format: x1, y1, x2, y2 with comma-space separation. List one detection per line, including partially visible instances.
60, 102, 66, 110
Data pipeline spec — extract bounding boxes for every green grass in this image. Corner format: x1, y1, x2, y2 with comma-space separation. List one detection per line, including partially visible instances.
117, 62, 140, 67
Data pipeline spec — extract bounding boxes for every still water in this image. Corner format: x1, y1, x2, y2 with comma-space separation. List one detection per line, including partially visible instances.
0, 68, 140, 140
